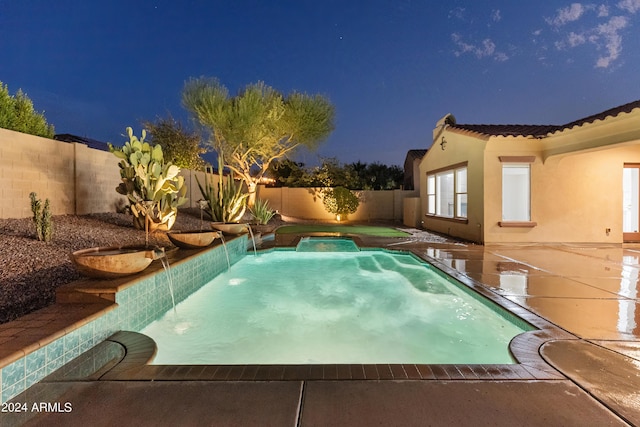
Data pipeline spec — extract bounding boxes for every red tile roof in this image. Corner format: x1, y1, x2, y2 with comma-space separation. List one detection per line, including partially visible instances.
450, 99, 640, 138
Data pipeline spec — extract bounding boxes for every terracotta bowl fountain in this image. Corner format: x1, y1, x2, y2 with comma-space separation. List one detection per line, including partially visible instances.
70, 245, 165, 279
211, 222, 249, 235
167, 230, 221, 249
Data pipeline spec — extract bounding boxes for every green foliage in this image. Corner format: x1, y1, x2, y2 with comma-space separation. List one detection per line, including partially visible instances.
348, 161, 404, 190
322, 186, 360, 219
267, 158, 404, 190
142, 115, 207, 170
182, 77, 335, 206
108, 127, 188, 231
29, 192, 53, 242
0, 81, 55, 138
249, 198, 275, 225
196, 155, 249, 223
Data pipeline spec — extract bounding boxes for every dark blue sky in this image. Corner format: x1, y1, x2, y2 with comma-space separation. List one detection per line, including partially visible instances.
2, 1, 639, 166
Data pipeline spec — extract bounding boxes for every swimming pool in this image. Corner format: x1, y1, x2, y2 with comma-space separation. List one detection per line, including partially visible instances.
141, 239, 529, 365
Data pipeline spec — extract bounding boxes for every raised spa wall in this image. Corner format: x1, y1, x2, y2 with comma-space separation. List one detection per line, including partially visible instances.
0, 235, 248, 403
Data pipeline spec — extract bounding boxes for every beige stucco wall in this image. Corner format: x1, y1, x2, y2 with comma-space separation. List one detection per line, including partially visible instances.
419, 130, 486, 242
257, 186, 415, 221
403, 197, 421, 228
483, 142, 640, 243
179, 169, 222, 209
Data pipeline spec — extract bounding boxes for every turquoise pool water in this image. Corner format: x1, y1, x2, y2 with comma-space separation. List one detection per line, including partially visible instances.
141, 246, 529, 365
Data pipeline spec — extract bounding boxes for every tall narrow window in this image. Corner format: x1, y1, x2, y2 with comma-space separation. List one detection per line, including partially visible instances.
426, 164, 467, 219
455, 168, 467, 218
502, 164, 530, 221
427, 175, 436, 215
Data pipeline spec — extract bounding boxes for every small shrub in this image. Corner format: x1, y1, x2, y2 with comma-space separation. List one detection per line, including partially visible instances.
29, 192, 53, 242
249, 198, 275, 225
322, 186, 359, 220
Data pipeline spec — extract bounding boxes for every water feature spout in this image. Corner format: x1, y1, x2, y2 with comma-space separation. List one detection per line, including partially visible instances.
158, 251, 177, 315
198, 200, 208, 231
218, 232, 231, 270
246, 224, 257, 256
152, 246, 166, 259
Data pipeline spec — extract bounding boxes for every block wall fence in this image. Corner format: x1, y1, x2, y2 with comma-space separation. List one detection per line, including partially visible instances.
0, 128, 418, 222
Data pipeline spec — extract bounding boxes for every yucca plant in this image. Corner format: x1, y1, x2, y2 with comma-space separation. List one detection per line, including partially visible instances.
196, 155, 249, 223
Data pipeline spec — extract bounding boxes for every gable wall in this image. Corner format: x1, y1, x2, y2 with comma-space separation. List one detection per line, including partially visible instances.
419, 130, 486, 242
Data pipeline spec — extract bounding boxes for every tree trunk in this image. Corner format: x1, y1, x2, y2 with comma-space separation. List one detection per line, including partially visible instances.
247, 181, 258, 208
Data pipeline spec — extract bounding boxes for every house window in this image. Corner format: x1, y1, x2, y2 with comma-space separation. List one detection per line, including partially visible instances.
456, 168, 467, 218
502, 164, 530, 221
427, 165, 467, 219
427, 175, 436, 215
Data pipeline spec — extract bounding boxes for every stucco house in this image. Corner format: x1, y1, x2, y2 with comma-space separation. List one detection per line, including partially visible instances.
419, 100, 640, 244
403, 149, 427, 190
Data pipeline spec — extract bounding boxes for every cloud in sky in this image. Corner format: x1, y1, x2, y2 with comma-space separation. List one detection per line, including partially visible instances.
598, 5, 610, 17
549, 5, 630, 69
451, 33, 509, 62
449, 7, 508, 61
449, 7, 466, 20
594, 15, 628, 67
546, 3, 586, 27
618, 0, 640, 13
451, 2, 638, 69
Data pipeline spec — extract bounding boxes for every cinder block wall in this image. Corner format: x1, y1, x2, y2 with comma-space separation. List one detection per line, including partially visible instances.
0, 128, 76, 218
0, 127, 414, 222
75, 143, 125, 214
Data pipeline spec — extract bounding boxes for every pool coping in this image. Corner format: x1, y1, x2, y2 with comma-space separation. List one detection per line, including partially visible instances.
62, 239, 573, 383
89, 329, 566, 382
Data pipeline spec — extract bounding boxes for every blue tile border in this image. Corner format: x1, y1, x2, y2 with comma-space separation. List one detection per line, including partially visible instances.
0, 236, 247, 403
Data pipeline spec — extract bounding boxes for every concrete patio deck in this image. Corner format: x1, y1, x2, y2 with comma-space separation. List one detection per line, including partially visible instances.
2, 229, 640, 426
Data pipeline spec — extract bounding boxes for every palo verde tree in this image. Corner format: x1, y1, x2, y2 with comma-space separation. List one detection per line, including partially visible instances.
182, 77, 335, 207
0, 81, 55, 138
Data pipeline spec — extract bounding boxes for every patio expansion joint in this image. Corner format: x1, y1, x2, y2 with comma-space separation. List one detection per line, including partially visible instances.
540, 339, 640, 425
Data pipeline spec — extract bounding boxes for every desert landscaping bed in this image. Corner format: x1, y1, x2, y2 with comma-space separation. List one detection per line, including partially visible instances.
0, 211, 211, 324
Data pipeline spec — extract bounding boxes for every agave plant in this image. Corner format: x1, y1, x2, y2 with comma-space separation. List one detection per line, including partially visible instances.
249, 198, 275, 225
196, 155, 248, 223
108, 127, 188, 231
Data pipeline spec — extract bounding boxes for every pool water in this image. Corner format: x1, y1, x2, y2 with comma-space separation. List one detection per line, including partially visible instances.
141, 248, 529, 365
296, 236, 360, 252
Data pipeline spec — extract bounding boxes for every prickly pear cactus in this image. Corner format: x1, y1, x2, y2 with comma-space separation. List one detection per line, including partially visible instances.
109, 127, 188, 231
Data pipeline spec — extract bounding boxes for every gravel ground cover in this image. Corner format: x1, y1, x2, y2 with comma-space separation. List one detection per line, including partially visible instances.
0, 210, 209, 324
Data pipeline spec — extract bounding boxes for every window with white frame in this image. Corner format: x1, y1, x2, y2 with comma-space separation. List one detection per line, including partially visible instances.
427, 175, 436, 215
502, 164, 530, 221
427, 165, 467, 219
